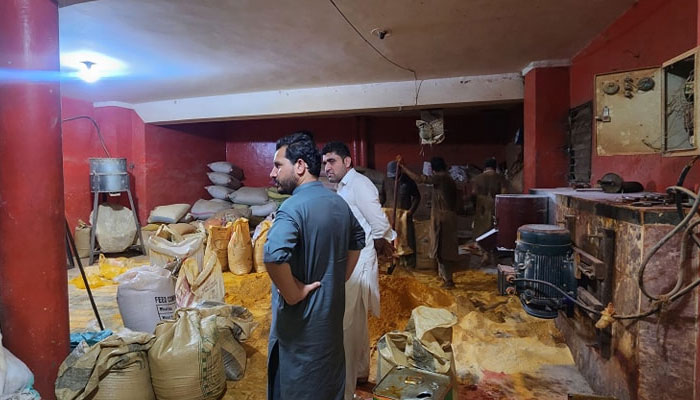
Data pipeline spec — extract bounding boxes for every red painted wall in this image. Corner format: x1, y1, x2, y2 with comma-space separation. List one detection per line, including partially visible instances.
523, 67, 570, 191
62, 98, 228, 227
61, 99, 141, 228
63, 104, 521, 222
143, 123, 227, 216
224, 117, 361, 187
225, 110, 521, 187
570, 0, 699, 191
368, 113, 518, 174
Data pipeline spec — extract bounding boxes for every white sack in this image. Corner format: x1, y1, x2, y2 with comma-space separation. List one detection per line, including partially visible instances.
115, 266, 177, 333
205, 186, 234, 200
207, 172, 241, 189
191, 199, 233, 220
250, 201, 278, 217
227, 187, 268, 206
147, 204, 190, 224
91, 203, 137, 253
0, 329, 33, 396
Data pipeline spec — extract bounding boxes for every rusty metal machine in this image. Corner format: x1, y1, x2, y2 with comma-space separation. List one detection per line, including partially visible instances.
499, 224, 577, 319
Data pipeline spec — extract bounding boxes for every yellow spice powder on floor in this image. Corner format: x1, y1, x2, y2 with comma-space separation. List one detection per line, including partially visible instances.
221, 267, 577, 398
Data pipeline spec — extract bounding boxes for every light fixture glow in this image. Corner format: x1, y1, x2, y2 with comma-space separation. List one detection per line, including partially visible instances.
78, 61, 100, 83
60, 50, 127, 82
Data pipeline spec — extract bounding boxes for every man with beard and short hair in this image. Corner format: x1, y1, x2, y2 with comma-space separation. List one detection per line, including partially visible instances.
264, 132, 366, 400
321, 141, 395, 400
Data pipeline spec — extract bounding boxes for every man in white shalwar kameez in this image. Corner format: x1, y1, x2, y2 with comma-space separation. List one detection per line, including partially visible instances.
322, 142, 395, 400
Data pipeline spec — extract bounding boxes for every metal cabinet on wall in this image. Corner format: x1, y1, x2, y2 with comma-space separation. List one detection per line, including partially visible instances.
594, 46, 699, 157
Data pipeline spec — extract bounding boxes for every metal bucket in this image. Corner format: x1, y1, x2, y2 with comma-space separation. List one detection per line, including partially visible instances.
89, 158, 129, 193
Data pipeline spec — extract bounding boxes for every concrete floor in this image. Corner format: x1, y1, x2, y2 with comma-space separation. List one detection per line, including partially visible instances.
67, 255, 596, 399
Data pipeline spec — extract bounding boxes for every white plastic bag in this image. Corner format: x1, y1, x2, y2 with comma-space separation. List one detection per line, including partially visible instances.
91, 203, 137, 253
0, 330, 33, 396
147, 225, 205, 269
115, 266, 177, 333
175, 252, 225, 308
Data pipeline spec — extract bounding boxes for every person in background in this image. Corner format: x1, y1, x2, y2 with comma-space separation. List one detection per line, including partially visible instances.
321, 141, 395, 400
380, 160, 421, 267
471, 157, 509, 239
264, 132, 365, 400
399, 157, 459, 288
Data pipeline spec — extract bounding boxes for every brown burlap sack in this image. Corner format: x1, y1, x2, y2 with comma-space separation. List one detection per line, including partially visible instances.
55, 332, 155, 400
228, 218, 253, 275
206, 222, 233, 272
149, 309, 226, 400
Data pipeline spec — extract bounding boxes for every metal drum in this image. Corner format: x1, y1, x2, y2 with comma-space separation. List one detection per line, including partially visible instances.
514, 224, 575, 319
89, 158, 129, 193
495, 194, 548, 250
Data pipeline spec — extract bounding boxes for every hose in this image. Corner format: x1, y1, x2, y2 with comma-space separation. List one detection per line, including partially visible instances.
514, 182, 700, 322
637, 185, 700, 301
62, 115, 111, 158
675, 156, 699, 219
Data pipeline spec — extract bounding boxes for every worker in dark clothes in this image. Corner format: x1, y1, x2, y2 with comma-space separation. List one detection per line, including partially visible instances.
380, 160, 421, 267
399, 157, 459, 288
264, 132, 365, 400
472, 157, 509, 238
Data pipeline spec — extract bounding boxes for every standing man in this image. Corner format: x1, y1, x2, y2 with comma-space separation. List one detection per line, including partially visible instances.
471, 157, 509, 238
321, 141, 395, 400
264, 132, 365, 400
380, 160, 421, 267
400, 157, 459, 288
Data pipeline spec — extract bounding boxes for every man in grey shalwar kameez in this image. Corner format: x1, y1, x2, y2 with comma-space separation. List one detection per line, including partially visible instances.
264, 132, 365, 400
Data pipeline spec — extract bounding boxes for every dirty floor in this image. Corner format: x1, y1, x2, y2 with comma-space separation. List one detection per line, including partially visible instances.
68, 257, 594, 399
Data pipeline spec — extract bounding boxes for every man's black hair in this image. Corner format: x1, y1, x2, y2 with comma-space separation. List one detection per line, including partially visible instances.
321, 141, 352, 159
276, 131, 322, 177
430, 156, 447, 172
484, 158, 497, 169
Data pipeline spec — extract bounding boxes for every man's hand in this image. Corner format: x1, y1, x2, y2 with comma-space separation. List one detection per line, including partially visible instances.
374, 238, 395, 261
267, 262, 321, 306
289, 280, 321, 305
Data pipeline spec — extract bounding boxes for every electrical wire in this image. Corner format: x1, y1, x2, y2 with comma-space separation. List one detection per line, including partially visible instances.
511, 278, 602, 316
638, 185, 700, 301
513, 182, 700, 322
327, 0, 422, 106
674, 156, 700, 219
513, 278, 667, 321
62, 115, 111, 158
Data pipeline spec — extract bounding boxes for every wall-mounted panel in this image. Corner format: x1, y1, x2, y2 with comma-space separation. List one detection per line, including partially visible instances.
595, 68, 662, 156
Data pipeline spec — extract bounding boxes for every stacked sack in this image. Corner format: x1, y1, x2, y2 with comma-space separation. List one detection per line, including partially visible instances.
55, 304, 256, 400
228, 187, 277, 218
192, 161, 245, 221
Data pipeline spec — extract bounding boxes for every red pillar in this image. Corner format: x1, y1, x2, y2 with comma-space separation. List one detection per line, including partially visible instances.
523, 66, 571, 192
0, 1, 69, 398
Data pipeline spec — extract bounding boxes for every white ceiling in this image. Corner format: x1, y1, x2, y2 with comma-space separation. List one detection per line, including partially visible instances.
58, 0, 636, 104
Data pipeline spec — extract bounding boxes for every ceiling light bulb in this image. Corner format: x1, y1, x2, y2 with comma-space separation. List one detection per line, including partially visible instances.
78, 61, 100, 83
